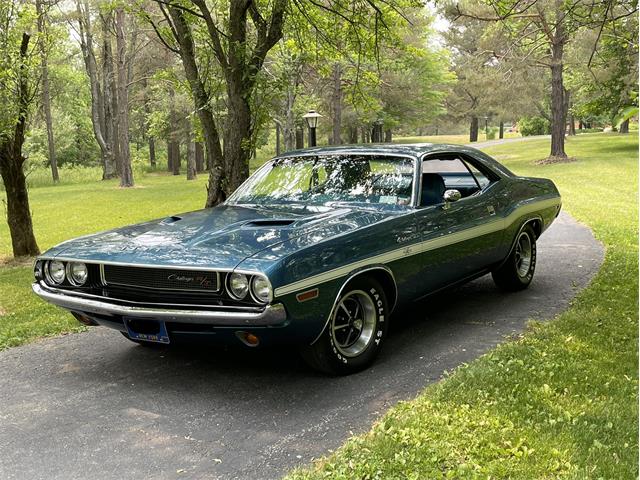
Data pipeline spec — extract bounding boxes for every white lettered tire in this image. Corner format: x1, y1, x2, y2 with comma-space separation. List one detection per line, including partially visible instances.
300, 276, 389, 375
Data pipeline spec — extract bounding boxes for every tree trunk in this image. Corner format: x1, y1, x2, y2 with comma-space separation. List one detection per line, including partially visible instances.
384, 129, 392, 143
101, 12, 118, 179
168, 7, 225, 205
331, 63, 342, 145
186, 123, 196, 180
569, 114, 576, 135
149, 137, 156, 167
171, 142, 180, 175
167, 140, 173, 172
499, 121, 504, 139
469, 116, 479, 142
224, 82, 251, 192
36, 0, 58, 183
195, 142, 205, 172
115, 7, 133, 187
550, 62, 566, 157
619, 118, 630, 134
564, 88, 576, 136
295, 127, 304, 149
360, 126, 366, 143
141, 77, 156, 167
283, 88, 297, 151
276, 123, 281, 155
549, 0, 567, 159
76, 0, 115, 180
578, 120, 583, 130
0, 33, 40, 257
349, 125, 358, 143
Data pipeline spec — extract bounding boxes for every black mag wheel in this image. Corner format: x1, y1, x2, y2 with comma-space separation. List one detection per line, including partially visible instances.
300, 276, 389, 375
492, 224, 537, 291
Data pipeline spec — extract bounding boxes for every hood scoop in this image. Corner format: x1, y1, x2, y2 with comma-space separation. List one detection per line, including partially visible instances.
243, 219, 296, 228
161, 215, 183, 225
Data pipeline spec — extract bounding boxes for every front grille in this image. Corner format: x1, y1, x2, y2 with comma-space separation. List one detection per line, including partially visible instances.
102, 265, 220, 293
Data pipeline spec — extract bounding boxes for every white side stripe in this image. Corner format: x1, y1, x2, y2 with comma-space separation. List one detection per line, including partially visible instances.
273, 197, 560, 297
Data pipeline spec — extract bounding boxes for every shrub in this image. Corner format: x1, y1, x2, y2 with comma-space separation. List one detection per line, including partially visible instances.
519, 116, 550, 136
486, 127, 498, 140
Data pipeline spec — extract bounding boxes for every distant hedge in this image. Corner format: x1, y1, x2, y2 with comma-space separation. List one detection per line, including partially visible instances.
519, 116, 551, 136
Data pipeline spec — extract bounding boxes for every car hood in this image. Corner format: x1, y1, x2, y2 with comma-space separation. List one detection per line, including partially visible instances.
43, 203, 392, 270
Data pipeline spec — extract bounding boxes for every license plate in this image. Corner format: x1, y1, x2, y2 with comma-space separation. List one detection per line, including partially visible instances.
124, 318, 170, 344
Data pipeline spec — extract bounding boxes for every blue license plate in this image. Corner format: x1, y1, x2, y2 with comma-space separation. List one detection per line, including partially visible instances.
124, 318, 170, 344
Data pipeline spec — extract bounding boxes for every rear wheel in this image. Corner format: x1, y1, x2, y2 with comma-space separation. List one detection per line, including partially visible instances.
300, 276, 389, 375
492, 224, 537, 291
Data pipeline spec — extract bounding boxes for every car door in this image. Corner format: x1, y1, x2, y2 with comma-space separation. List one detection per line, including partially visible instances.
411, 153, 504, 297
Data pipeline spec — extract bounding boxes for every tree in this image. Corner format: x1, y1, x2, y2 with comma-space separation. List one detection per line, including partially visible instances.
144, 0, 416, 207
0, 3, 40, 257
36, 0, 59, 182
75, 0, 117, 179
115, 6, 133, 187
567, 10, 638, 131
451, 0, 638, 160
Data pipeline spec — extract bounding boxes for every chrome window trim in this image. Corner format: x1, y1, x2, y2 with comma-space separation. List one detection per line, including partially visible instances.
226, 152, 421, 208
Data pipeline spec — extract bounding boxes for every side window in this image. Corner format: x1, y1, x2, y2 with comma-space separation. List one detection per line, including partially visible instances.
463, 160, 492, 189
421, 158, 479, 205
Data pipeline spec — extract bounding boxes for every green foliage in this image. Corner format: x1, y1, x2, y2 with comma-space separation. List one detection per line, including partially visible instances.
0, 1, 38, 138
616, 106, 639, 128
519, 116, 550, 136
485, 126, 498, 140
286, 133, 638, 480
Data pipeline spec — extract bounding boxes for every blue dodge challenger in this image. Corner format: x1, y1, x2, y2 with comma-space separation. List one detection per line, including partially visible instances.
33, 144, 561, 374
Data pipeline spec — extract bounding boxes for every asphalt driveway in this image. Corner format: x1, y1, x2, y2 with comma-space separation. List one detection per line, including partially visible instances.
0, 211, 603, 480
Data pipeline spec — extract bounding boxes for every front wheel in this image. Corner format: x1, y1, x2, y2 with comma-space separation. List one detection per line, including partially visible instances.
300, 276, 389, 375
492, 224, 537, 291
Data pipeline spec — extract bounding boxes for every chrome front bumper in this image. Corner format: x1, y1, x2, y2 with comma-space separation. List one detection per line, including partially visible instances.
32, 282, 287, 326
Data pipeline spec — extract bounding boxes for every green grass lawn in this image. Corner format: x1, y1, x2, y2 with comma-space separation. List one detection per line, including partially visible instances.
0, 134, 637, 478
285, 132, 638, 479
394, 131, 521, 144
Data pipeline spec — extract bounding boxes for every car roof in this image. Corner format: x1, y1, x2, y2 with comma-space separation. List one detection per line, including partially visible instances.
273, 143, 485, 160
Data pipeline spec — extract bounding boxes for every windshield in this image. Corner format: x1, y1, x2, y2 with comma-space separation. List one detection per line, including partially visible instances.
228, 155, 415, 206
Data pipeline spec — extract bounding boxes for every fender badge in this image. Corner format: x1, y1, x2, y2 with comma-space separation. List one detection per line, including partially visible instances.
296, 288, 319, 303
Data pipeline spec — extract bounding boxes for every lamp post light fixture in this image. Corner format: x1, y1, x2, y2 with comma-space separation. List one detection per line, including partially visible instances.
303, 110, 321, 147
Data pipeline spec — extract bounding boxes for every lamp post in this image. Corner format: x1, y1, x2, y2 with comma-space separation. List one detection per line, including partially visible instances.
484, 116, 489, 139
303, 110, 321, 147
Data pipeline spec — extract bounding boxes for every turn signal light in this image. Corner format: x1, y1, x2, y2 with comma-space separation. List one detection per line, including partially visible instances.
236, 331, 260, 347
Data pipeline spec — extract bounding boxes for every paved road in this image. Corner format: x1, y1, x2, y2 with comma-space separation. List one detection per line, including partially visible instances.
0, 212, 603, 480
468, 135, 551, 149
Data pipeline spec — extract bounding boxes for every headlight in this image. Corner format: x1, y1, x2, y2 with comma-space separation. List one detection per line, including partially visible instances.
46, 261, 66, 285
228, 272, 249, 299
251, 275, 272, 304
67, 262, 88, 286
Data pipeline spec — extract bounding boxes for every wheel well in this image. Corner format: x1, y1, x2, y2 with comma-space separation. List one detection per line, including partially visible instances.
526, 218, 542, 238
353, 268, 398, 311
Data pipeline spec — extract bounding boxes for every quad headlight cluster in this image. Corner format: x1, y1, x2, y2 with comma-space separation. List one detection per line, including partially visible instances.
37, 260, 89, 287
226, 272, 272, 304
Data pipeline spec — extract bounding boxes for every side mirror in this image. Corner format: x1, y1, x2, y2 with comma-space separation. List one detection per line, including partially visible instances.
443, 189, 462, 204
